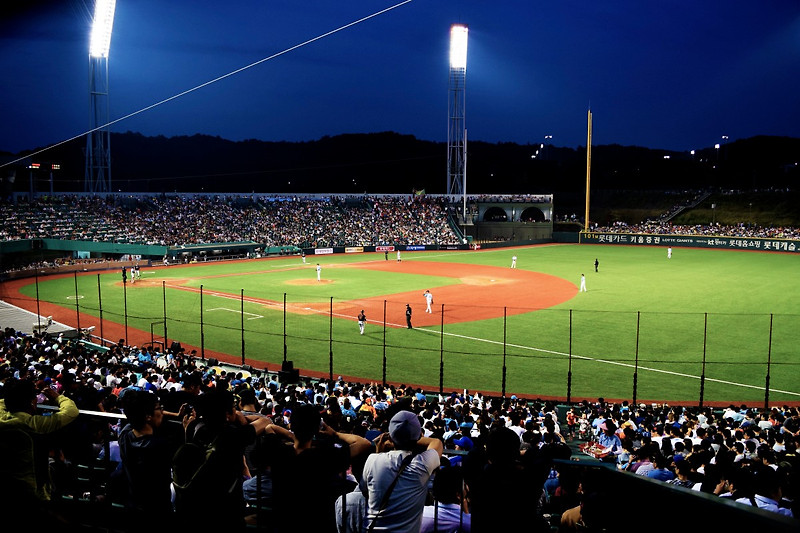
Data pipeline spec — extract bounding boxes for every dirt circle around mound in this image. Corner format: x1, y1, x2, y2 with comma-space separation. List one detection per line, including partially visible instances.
297, 260, 579, 328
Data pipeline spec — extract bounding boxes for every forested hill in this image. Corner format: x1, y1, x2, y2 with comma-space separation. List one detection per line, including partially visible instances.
4, 132, 799, 195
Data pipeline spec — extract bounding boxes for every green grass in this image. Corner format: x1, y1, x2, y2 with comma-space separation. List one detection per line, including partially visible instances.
14, 245, 800, 404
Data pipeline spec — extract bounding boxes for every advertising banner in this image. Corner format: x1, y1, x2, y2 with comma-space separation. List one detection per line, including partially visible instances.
581, 232, 799, 253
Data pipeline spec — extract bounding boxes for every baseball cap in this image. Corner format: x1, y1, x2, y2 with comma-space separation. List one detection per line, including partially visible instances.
453, 436, 474, 450
389, 410, 422, 446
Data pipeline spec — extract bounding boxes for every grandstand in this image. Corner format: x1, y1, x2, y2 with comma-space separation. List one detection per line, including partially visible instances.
1, 190, 798, 530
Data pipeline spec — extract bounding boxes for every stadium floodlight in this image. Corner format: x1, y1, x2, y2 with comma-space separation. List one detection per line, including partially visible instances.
85, 0, 115, 192
449, 24, 468, 70
89, 0, 116, 58
447, 23, 468, 224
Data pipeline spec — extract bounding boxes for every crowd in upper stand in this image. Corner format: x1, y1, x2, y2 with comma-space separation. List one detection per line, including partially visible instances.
0, 194, 462, 248
3, 193, 799, 254
0, 324, 797, 531
594, 220, 800, 240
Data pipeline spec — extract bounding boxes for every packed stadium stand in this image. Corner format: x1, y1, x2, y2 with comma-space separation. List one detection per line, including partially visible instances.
1, 192, 798, 530
0, 315, 797, 531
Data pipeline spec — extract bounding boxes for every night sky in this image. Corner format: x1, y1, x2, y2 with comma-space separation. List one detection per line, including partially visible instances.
1, 1, 799, 156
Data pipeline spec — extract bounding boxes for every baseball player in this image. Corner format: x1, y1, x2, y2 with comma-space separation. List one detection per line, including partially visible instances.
357, 310, 366, 335
579, 273, 587, 292
316, 263, 321, 282
511, 255, 517, 268
423, 290, 434, 313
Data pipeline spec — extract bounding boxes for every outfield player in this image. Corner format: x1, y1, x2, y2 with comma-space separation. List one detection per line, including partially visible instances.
511, 255, 517, 268
316, 263, 321, 281
358, 310, 367, 335
302, 251, 306, 264
423, 290, 434, 313
667, 247, 672, 259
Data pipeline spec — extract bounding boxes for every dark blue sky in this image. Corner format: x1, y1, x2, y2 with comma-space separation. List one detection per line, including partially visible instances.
1, 1, 799, 155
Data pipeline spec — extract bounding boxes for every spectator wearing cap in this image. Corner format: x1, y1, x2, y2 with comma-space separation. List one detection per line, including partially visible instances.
596, 421, 623, 461
447, 436, 473, 467
360, 409, 443, 532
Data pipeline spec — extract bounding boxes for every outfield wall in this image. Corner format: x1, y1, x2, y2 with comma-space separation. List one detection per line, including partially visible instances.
301, 244, 471, 256
580, 231, 800, 253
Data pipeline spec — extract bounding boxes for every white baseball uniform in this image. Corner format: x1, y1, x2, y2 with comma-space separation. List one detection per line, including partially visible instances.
424, 291, 433, 313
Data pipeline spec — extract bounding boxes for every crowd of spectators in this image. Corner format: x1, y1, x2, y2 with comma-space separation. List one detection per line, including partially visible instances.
1, 322, 797, 530
0, 194, 462, 248
470, 194, 552, 203
572, 398, 798, 522
594, 220, 800, 240
586, 190, 800, 240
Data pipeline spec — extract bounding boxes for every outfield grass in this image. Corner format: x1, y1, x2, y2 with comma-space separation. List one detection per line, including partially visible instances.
14, 244, 800, 404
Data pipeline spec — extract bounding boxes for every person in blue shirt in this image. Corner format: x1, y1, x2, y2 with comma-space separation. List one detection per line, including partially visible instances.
596, 421, 623, 460
340, 398, 357, 421
646, 453, 676, 482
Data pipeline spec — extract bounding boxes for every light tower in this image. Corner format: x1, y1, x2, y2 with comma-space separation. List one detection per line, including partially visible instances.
85, 0, 116, 193
447, 24, 468, 215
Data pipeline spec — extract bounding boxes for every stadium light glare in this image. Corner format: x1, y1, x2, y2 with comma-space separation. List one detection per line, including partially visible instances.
89, 0, 116, 58
449, 24, 468, 70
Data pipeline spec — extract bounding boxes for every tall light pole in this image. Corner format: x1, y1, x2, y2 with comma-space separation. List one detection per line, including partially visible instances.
584, 109, 592, 232
447, 24, 468, 222
85, 0, 116, 193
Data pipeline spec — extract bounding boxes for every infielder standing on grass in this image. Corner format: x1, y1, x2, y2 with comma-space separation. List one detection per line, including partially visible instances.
358, 310, 367, 335
423, 290, 434, 313
579, 273, 587, 292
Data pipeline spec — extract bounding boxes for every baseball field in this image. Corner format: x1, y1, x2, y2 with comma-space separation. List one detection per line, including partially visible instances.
4, 243, 800, 405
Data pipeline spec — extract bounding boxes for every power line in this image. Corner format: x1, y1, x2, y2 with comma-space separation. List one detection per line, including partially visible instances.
0, 0, 414, 170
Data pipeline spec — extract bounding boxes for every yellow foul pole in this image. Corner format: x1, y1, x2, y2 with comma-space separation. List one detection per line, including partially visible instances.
584, 109, 592, 232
